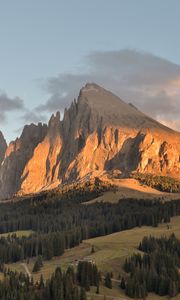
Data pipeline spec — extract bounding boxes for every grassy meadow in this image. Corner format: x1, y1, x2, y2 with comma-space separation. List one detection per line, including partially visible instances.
0, 230, 34, 238
5, 216, 180, 300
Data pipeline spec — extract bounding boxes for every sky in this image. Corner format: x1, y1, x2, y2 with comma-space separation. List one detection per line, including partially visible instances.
0, 0, 180, 143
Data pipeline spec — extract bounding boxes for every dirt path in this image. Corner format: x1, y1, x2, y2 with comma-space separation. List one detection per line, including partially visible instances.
88, 292, 126, 300
21, 263, 32, 279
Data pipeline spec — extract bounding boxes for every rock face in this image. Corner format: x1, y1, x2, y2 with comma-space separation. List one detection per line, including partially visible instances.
20, 112, 62, 194
0, 83, 180, 199
0, 131, 7, 165
0, 123, 47, 199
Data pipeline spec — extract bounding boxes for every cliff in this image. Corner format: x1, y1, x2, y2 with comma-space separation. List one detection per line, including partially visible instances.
0, 83, 179, 199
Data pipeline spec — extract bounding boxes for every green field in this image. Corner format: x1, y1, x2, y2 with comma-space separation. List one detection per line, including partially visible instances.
6, 216, 180, 300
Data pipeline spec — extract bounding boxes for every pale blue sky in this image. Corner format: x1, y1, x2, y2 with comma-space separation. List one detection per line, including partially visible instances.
1, 0, 180, 142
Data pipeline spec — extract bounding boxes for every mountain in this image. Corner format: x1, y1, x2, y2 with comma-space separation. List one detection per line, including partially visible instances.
0, 83, 180, 199
0, 131, 7, 165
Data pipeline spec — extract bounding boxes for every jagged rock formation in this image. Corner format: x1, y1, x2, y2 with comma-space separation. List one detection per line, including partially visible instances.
0, 131, 7, 165
0, 123, 47, 199
20, 112, 62, 194
0, 83, 179, 199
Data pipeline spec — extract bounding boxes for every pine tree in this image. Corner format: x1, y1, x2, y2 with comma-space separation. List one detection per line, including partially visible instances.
168, 280, 178, 298
39, 274, 44, 289
80, 287, 87, 300
32, 256, 43, 273
120, 277, 126, 290
158, 277, 168, 296
91, 245, 95, 254
96, 284, 100, 294
104, 273, 112, 289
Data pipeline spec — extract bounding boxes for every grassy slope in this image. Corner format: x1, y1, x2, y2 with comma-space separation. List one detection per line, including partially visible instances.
83, 216, 180, 275
84, 178, 180, 205
0, 230, 34, 238
6, 216, 180, 300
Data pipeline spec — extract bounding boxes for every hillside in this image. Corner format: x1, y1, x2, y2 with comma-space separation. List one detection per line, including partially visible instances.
6, 216, 180, 300
84, 178, 180, 205
0, 83, 180, 199
0, 177, 179, 300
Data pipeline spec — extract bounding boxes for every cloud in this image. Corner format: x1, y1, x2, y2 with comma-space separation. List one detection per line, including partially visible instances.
87, 50, 180, 87
0, 91, 47, 127
37, 74, 91, 112
0, 92, 24, 122
20, 110, 47, 124
38, 49, 180, 131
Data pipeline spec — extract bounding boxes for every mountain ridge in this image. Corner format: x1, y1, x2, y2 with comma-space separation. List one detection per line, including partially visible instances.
78, 83, 179, 134
0, 83, 179, 199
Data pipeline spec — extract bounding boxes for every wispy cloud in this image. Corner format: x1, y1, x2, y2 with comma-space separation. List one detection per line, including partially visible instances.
0, 92, 24, 122
20, 109, 47, 124
37, 49, 180, 131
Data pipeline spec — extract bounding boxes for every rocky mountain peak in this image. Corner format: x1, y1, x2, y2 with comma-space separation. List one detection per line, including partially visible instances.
77, 83, 169, 132
48, 112, 62, 139
21, 122, 47, 143
0, 83, 179, 199
48, 111, 61, 127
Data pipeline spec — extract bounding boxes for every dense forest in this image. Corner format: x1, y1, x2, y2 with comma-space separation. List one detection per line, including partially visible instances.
0, 265, 89, 300
0, 193, 179, 263
0, 259, 102, 299
133, 173, 180, 193
0, 180, 180, 264
123, 234, 180, 298
0, 181, 179, 298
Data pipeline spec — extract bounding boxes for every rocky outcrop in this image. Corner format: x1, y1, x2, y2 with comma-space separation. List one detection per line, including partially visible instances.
0, 123, 47, 199
0, 131, 7, 165
0, 83, 179, 199
20, 112, 62, 194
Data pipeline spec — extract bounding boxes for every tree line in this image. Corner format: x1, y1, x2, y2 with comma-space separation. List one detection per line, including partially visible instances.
0, 266, 88, 300
0, 260, 103, 300
77, 261, 100, 291
0, 230, 81, 263
123, 234, 180, 298
133, 173, 180, 193
0, 195, 180, 263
